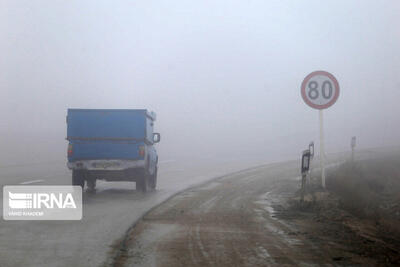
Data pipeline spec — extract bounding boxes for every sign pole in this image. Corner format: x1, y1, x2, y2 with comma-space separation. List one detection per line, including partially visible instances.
319, 110, 326, 189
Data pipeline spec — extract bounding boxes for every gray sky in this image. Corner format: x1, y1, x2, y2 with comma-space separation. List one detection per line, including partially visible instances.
1, 0, 399, 165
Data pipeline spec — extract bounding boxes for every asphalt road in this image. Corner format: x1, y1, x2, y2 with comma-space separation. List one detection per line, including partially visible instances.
0, 157, 269, 267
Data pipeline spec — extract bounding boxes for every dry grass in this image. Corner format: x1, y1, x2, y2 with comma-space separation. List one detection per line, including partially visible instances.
326, 155, 400, 222
288, 154, 400, 265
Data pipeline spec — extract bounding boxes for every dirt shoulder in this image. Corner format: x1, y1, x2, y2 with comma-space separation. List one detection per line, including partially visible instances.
285, 154, 400, 266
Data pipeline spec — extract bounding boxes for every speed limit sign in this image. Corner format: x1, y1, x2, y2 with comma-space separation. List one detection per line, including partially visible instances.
301, 70, 340, 189
301, 71, 340, 109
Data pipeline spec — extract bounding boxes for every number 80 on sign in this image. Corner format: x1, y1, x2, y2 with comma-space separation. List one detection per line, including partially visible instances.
301, 71, 340, 110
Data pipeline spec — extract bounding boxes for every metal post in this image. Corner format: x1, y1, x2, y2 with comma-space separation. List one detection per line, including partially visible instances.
301, 174, 306, 202
319, 110, 326, 189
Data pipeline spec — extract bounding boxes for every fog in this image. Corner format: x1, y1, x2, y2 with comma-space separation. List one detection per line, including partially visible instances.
1, 0, 399, 166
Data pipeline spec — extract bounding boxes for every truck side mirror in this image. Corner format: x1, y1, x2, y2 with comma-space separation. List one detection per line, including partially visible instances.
153, 133, 161, 143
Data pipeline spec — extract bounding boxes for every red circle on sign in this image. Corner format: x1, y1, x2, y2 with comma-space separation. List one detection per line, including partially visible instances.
301, 70, 340, 109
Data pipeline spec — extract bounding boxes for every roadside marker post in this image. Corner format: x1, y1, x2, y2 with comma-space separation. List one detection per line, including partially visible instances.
308, 141, 314, 184
309, 142, 314, 159
301, 71, 340, 189
301, 149, 311, 202
351, 136, 356, 162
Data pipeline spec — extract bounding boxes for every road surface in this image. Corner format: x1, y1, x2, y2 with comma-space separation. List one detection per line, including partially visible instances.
0, 157, 270, 267
110, 160, 338, 266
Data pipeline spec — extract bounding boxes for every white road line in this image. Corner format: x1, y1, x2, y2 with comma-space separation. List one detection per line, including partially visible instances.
19, 179, 44, 185
159, 160, 176, 164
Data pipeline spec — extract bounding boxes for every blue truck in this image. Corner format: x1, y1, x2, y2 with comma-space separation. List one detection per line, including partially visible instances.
66, 109, 160, 192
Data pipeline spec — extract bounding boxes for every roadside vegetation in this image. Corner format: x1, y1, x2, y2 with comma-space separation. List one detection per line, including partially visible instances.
287, 153, 400, 265
326, 155, 400, 230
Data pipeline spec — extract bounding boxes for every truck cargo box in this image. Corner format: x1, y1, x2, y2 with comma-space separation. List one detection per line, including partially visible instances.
67, 109, 155, 161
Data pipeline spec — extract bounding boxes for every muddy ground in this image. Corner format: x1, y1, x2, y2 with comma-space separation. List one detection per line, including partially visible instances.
109, 155, 400, 266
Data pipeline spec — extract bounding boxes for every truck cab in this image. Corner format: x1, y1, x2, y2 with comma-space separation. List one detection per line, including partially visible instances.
66, 109, 160, 192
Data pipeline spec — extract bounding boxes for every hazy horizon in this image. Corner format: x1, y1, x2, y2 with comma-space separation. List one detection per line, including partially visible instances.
1, 0, 399, 166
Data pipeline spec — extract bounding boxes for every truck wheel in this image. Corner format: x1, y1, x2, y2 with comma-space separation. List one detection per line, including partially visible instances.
72, 170, 85, 188
149, 167, 157, 190
87, 179, 96, 192
136, 168, 149, 192
137, 175, 148, 192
